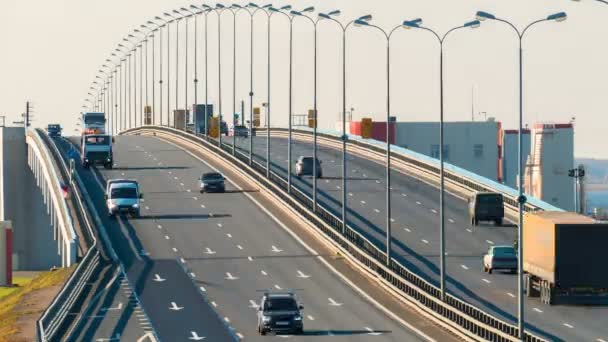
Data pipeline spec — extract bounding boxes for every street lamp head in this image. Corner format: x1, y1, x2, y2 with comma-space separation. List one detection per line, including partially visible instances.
358, 14, 373, 22
232, 3, 242, 8
216, 3, 225, 9
547, 12, 567, 22
402, 19, 421, 29
290, 10, 302, 16
128, 34, 135, 38
318, 13, 331, 20
262, 4, 272, 8
354, 19, 370, 27
248, 2, 258, 7
301, 6, 314, 13
328, 10, 341, 16
269, 7, 279, 12
464, 20, 481, 29
280, 5, 292, 10
202, 4, 212, 9
173, 9, 181, 15
475, 11, 496, 21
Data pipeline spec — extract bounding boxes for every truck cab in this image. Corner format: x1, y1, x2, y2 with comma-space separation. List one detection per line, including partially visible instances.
81, 134, 113, 169
105, 179, 142, 218
47, 124, 62, 137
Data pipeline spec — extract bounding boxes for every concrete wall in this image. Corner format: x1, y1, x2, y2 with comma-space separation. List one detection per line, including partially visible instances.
0, 128, 59, 270
502, 130, 531, 190
393, 121, 501, 181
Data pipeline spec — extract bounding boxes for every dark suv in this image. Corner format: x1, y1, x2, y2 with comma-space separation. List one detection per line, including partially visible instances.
295, 156, 322, 178
257, 292, 304, 335
469, 192, 504, 226
199, 172, 226, 193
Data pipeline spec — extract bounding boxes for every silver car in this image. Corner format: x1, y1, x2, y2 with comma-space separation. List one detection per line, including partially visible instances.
105, 179, 142, 218
483, 245, 517, 274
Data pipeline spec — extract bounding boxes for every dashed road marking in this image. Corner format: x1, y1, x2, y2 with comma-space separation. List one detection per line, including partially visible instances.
348, 193, 353, 197
328, 298, 343, 306
217, 223, 223, 228
448, 219, 455, 223
261, 270, 268, 276
421, 239, 429, 244
307, 315, 315, 321
247, 256, 253, 261
201, 204, 206, 208
390, 218, 395, 223
486, 240, 494, 245
563, 323, 574, 329
404, 228, 412, 233
225, 272, 239, 280
200, 286, 206, 292
507, 292, 515, 298
237, 245, 243, 250
482, 278, 491, 284
224, 317, 230, 323
430, 209, 437, 214
180, 258, 186, 264
172, 247, 178, 253
402, 193, 407, 197
164, 235, 170, 240
466, 229, 473, 233
461, 265, 469, 270
211, 301, 217, 307
205, 248, 216, 255
374, 209, 380, 213
274, 284, 282, 290
190, 272, 196, 278
297, 270, 310, 279
361, 200, 366, 205
271, 245, 283, 253
533, 307, 543, 313
416, 201, 421, 205
226, 233, 233, 238
157, 224, 162, 229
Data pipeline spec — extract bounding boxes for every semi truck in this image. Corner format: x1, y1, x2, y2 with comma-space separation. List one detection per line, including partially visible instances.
523, 211, 608, 305
81, 134, 113, 169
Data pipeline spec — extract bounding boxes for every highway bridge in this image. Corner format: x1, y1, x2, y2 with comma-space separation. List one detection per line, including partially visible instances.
24, 2, 608, 342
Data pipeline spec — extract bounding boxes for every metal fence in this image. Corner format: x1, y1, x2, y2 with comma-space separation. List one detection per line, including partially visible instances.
124, 126, 547, 342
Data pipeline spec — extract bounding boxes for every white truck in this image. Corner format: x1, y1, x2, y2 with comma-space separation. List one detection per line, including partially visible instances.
105, 179, 142, 218
81, 134, 113, 169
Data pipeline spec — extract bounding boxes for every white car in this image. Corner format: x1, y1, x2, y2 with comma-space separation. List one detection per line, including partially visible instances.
105, 179, 142, 218
483, 245, 517, 274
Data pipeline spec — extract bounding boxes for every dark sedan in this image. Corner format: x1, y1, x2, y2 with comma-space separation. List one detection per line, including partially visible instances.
200, 172, 226, 193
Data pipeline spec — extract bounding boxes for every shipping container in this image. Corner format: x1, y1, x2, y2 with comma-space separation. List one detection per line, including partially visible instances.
523, 211, 608, 305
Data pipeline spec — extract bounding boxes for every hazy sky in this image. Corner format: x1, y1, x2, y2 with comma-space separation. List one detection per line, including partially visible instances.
1, 0, 607, 158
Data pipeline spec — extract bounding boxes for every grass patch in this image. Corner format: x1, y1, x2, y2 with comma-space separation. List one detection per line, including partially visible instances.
0, 267, 73, 341
0, 278, 35, 300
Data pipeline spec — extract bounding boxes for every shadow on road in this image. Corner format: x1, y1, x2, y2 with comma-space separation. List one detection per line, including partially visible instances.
137, 213, 231, 220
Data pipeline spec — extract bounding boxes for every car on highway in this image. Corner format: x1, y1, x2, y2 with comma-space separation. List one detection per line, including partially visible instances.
257, 292, 304, 335
295, 156, 322, 178
200, 172, 226, 193
105, 179, 142, 218
232, 125, 249, 138
469, 192, 504, 226
483, 245, 517, 274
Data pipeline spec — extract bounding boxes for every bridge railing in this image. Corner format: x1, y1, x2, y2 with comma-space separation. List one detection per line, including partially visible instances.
35, 130, 105, 342
124, 126, 548, 342
25, 129, 77, 267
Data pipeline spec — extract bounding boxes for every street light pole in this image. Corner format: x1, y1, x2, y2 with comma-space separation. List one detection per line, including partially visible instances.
475, 11, 567, 340
164, 13, 176, 126
190, 5, 203, 134
319, 12, 371, 235
404, 17, 481, 302
172, 10, 184, 127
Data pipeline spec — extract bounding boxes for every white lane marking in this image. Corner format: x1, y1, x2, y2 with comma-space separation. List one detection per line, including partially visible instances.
101, 302, 123, 312
169, 302, 184, 311
404, 228, 412, 233
390, 218, 395, 223
121, 173, 125, 176
563, 323, 574, 329
205, 248, 216, 255
336, 186, 341, 189
193, 196, 198, 200
225, 272, 239, 280
274, 284, 282, 290
226, 233, 233, 238
448, 218, 455, 224
507, 292, 515, 298
157, 224, 162, 229
217, 223, 223, 228
180, 183, 185, 186
486, 240, 494, 245
224, 317, 230, 323
402, 193, 407, 197
174, 176, 178, 180
180, 258, 186, 264
365, 327, 382, 336
361, 200, 366, 205
460, 265, 469, 270
247, 256, 253, 261
261, 270, 268, 276
430, 209, 437, 214
189, 331, 205, 340
211, 301, 217, 307
200, 286, 206, 292
236, 333, 244, 339
375, 180, 380, 184
168, 171, 172, 174
190, 272, 196, 278
186, 189, 191, 192
201, 204, 206, 208
172, 247, 178, 253
325, 179, 330, 183
416, 201, 421, 205
596, 339, 606, 342
328, 298, 343, 307
533, 307, 543, 313
164, 235, 170, 240
374, 209, 380, 213
271, 245, 283, 253
466, 229, 473, 233
145, 206, 150, 210
168, 140, 436, 342
307, 315, 315, 321
297, 270, 310, 279
348, 192, 353, 197
482, 278, 491, 284
421, 239, 429, 244
363, 174, 367, 177
153, 274, 166, 282
237, 245, 243, 250
249, 300, 259, 309
209, 212, 214, 217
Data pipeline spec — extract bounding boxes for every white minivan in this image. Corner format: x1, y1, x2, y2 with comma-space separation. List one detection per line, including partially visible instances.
105, 179, 142, 218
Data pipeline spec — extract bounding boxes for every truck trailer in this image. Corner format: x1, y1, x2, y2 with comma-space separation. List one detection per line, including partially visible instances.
523, 211, 608, 305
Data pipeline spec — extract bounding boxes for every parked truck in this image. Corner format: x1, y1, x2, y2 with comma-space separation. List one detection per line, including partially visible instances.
81, 134, 113, 169
523, 211, 608, 305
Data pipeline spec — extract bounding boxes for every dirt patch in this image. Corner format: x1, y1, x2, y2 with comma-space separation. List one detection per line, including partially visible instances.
0, 267, 73, 342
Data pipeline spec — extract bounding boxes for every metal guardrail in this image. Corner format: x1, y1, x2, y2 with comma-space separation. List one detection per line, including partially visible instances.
25, 129, 78, 267
124, 126, 547, 342
36, 130, 105, 342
